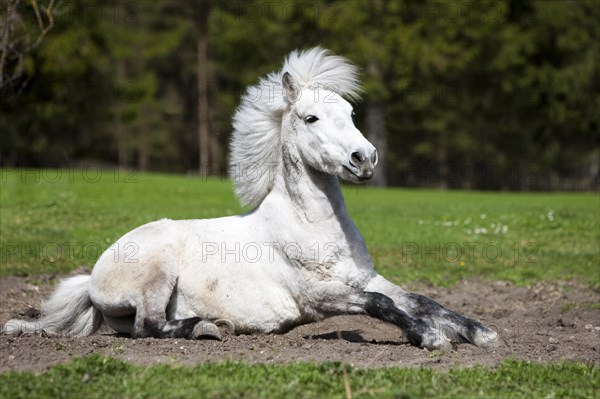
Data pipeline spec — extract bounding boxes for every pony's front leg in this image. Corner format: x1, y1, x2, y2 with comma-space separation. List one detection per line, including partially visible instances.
364, 274, 498, 348
311, 283, 451, 350
361, 291, 453, 350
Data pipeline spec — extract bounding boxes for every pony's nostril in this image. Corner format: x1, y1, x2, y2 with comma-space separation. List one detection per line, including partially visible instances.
350, 151, 363, 167
371, 150, 378, 166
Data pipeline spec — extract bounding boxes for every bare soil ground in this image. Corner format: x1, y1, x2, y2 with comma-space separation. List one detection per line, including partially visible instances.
1, 273, 599, 372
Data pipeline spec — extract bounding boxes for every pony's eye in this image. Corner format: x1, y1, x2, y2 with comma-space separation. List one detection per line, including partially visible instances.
305, 115, 319, 124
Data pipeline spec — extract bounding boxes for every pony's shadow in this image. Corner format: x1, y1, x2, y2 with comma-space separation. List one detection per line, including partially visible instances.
111, 332, 130, 338
304, 330, 404, 346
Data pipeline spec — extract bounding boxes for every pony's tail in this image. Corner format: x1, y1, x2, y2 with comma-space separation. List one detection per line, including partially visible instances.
3, 275, 104, 337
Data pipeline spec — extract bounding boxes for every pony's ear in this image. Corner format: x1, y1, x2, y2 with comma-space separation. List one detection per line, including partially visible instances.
282, 72, 300, 104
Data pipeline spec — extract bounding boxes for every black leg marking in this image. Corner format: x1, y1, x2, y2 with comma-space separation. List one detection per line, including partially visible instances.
406, 293, 487, 344
363, 291, 429, 347
142, 317, 202, 339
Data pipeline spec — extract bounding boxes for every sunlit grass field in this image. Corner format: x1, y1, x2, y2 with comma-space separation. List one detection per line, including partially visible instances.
1, 168, 598, 287
1, 168, 598, 398
1, 356, 597, 399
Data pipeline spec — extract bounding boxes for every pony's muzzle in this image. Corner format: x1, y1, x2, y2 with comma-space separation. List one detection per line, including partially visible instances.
349, 148, 377, 180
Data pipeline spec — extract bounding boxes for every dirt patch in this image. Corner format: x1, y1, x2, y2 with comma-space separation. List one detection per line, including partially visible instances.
1, 274, 599, 372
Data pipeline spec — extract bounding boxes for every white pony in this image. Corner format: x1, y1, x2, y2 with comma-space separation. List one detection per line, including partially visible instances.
4, 48, 497, 350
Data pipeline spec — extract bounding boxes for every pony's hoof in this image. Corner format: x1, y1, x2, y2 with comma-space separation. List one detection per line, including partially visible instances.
1, 321, 23, 336
420, 330, 451, 352
473, 328, 499, 348
192, 321, 221, 340
214, 319, 235, 336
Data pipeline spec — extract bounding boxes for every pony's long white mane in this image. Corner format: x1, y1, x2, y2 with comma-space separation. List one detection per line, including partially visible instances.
229, 47, 361, 209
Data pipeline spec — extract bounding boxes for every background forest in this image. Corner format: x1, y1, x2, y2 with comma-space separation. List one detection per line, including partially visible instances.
1, 0, 598, 190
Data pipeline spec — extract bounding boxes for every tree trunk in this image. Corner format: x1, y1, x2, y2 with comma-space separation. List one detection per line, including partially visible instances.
366, 100, 387, 186
115, 60, 127, 168
366, 61, 387, 186
197, 36, 209, 172
137, 131, 149, 171
0, 0, 15, 88
197, 4, 210, 174
209, 130, 221, 175
436, 134, 448, 189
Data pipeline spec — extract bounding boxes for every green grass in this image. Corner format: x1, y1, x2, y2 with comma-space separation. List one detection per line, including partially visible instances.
0, 355, 597, 399
344, 186, 599, 287
1, 168, 598, 287
0, 169, 240, 276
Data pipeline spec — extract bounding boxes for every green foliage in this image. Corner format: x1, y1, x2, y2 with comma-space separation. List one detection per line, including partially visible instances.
1, 170, 597, 289
0, 355, 597, 398
1, 1, 597, 187
212, 0, 600, 188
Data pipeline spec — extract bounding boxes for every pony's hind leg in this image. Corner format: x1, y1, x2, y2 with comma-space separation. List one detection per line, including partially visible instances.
126, 265, 224, 340
137, 317, 223, 340
132, 299, 226, 340
91, 240, 229, 340
131, 290, 225, 340
104, 315, 219, 339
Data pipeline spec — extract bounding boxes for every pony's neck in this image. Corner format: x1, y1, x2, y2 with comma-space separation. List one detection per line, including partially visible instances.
269, 142, 347, 224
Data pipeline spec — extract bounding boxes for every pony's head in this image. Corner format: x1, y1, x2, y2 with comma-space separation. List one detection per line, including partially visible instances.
230, 47, 377, 208
281, 72, 377, 183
